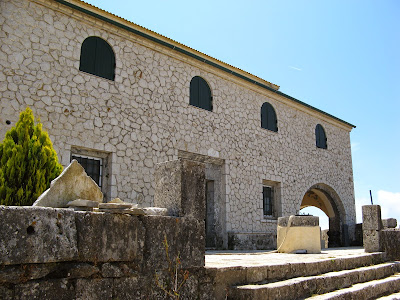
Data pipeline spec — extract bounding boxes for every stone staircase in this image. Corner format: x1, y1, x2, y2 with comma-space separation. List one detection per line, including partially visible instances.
223, 252, 400, 299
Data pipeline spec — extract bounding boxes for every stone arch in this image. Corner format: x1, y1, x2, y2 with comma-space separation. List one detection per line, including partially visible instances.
300, 183, 349, 247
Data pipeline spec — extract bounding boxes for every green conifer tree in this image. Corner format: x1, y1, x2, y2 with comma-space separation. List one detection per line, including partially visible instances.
0, 107, 63, 206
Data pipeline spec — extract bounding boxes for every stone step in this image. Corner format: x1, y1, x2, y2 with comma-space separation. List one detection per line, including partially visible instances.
377, 291, 400, 300
228, 262, 400, 300
308, 273, 400, 299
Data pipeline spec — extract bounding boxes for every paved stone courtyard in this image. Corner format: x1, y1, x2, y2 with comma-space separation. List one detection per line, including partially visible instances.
206, 247, 367, 268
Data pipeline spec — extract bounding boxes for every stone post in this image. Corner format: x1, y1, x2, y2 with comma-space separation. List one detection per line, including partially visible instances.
362, 205, 383, 252
154, 158, 206, 220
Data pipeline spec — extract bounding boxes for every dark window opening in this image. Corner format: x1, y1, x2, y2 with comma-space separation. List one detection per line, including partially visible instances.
315, 124, 327, 149
261, 102, 278, 132
190, 76, 213, 111
79, 36, 115, 81
263, 186, 273, 216
71, 154, 103, 187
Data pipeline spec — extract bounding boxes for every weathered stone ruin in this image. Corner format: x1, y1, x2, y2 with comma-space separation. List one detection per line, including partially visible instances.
0, 158, 207, 299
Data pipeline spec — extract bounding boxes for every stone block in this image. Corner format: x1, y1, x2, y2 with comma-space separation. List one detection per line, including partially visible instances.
363, 229, 383, 252
141, 216, 205, 270
382, 229, 400, 260
267, 278, 303, 300
317, 259, 338, 274
0, 206, 77, 265
382, 218, 397, 229
278, 215, 319, 227
246, 266, 269, 283
177, 217, 205, 268
181, 159, 206, 220
228, 232, 276, 250
101, 263, 123, 278
288, 263, 306, 278
154, 160, 182, 216
268, 263, 291, 281
75, 211, 144, 263
112, 277, 143, 300
63, 263, 100, 279
302, 261, 322, 277
211, 266, 247, 300
154, 159, 205, 220
0, 285, 13, 300
362, 205, 383, 230
0, 263, 60, 284
14, 279, 75, 300
0, 265, 25, 284
33, 160, 103, 208
277, 215, 321, 254
76, 278, 113, 299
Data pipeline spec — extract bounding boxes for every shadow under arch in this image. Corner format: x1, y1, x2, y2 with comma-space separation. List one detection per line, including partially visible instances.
300, 183, 349, 247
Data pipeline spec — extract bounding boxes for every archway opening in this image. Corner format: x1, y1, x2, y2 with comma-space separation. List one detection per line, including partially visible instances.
300, 186, 346, 248
299, 206, 329, 249
299, 206, 329, 230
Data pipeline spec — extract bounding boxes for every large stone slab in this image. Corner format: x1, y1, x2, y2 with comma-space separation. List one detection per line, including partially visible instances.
362, 205, 383, 252
33, 160, 103, 208
141, 215, 205, 270
14, 279, 75, 300
154, 159, 205, 220
382, 229, 400, 260
362, 205, 383, 230
75, 211, 145, 263
0, 206, 78, 265
75, 278, 113, 300
277, 215, 321, 254
382, 218, 397, 229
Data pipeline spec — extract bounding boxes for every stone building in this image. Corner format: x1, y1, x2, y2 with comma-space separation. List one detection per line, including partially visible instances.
0, 0, 356, 249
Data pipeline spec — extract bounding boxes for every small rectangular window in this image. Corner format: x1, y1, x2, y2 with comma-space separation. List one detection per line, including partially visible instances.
71, 154, 103, 187
70, 147, 111, 202
263, 186, 273, 216
262, 179, 281, 219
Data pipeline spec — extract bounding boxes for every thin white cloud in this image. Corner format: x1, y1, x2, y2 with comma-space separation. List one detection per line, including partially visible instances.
377, 190, 400, 222
289, 66, 302, 71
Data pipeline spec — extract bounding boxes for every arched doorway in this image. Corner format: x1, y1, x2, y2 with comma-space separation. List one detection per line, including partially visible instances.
300, 184, 348, 247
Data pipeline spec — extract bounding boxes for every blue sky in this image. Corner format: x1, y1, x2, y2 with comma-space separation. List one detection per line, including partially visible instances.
84, 0, 400, 229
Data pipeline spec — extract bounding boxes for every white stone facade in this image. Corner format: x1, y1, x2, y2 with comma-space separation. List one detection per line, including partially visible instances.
0, 0, 356, 248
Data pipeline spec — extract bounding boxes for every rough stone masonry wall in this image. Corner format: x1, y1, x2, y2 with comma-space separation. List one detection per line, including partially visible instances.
0, 0, 356, 245
0, 206, 207, 299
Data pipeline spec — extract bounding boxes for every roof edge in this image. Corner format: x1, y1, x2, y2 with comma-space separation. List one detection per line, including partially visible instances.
54, 0, 356, 129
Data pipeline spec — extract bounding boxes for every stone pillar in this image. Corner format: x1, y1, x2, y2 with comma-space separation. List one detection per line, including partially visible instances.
362, 205, 383, 252
154, 158, 206, 220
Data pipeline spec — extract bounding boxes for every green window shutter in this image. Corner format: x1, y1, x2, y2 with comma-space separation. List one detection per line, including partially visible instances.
95, 38, 115, 80
261, 102, 278, 132
261, 103, 268, 128
79, 37, 97, 75
190, 76, 212, 111
190, 76, 200, 107
79, 37, 115, 81
316, 124, 327, 149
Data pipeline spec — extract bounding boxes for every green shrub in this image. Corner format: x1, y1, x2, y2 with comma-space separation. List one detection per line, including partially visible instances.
0, 107, 63, 205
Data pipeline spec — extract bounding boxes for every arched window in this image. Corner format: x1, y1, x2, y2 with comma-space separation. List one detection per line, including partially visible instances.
190, 76, 212, 111
315, 124, 327, 149
79, 36, 115, 81
260, 102, 278, 132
